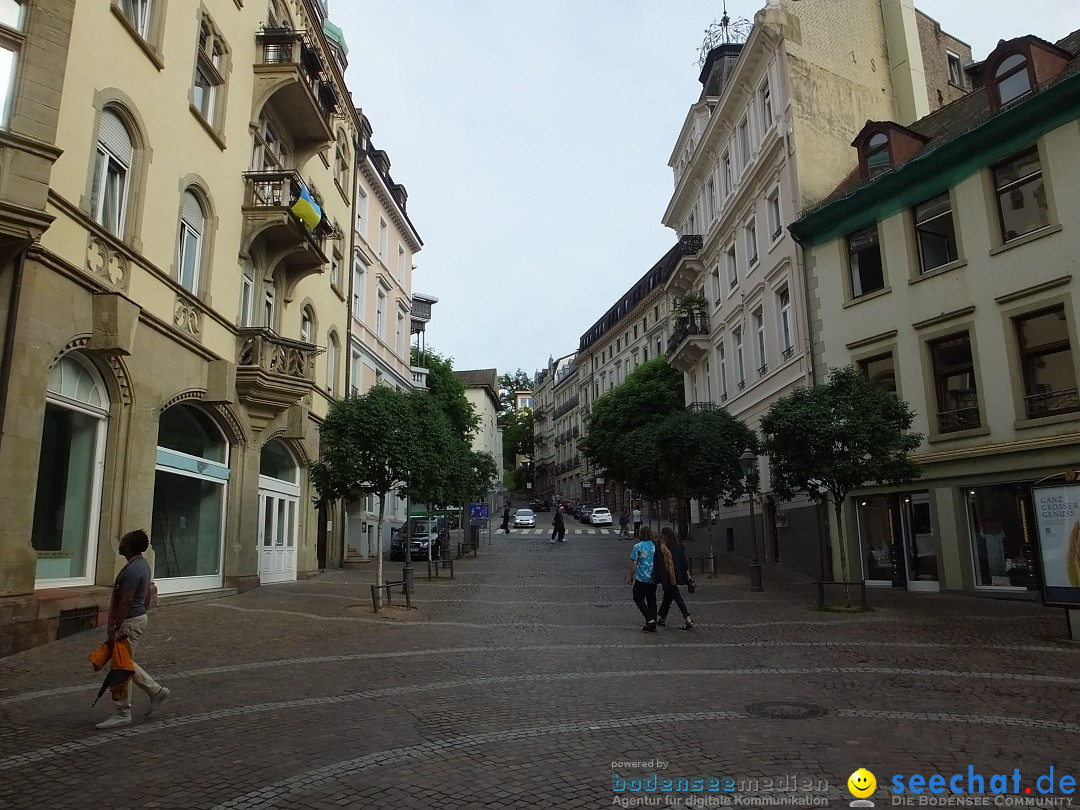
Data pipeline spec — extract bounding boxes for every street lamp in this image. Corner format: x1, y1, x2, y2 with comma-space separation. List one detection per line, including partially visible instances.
739, 448, 763, 592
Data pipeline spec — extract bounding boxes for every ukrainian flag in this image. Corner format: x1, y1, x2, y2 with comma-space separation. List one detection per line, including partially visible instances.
291, 183, 323, 233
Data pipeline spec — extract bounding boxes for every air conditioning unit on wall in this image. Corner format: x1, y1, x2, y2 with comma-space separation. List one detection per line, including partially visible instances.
775, 512, 789, 528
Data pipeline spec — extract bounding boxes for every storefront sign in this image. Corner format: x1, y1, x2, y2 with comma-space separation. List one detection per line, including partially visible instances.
1032, 484, 1080, 607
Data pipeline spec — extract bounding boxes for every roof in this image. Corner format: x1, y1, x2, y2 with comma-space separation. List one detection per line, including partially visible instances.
454, 369, 500, 409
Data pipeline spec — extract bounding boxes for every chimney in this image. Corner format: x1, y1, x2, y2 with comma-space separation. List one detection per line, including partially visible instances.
881, 0, 930, 125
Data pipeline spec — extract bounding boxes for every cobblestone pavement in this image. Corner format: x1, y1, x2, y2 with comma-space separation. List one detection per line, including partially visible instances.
2, 519, 1079, 810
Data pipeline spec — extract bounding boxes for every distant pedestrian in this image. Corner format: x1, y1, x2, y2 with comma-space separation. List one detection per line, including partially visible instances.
627, 527, 659, 632
552, 507, 566, 543
632, 507, 642, 538
619, 509, 631, 539
656, 527, 693, 630
500, 506, 511, 534
95, 529, 170, 729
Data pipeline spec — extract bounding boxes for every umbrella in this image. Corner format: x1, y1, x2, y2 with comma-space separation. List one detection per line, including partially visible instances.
88, 637, 135, 707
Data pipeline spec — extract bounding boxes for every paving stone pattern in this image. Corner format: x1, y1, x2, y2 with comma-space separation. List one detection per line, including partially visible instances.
1, 516, 1078, 809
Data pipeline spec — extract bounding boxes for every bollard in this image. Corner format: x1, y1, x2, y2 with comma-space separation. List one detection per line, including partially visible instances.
402, 565, 414, 597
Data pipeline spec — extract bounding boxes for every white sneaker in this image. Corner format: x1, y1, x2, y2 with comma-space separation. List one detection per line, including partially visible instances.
145, 686, 171, 717
94, 714, 132, 730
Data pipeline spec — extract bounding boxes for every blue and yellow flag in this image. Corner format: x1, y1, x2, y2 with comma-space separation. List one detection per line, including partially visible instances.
291, 183, 323, 233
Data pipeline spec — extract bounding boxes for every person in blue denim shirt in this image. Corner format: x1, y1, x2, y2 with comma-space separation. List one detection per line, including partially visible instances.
627, 526, 659, 632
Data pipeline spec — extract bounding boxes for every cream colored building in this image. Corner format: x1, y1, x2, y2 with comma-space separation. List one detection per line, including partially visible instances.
0, 0, 374, 655
662, 0, 970, 576
456, 369, 504, 489
533, 353, 572, 504
791, 29, 1080, 597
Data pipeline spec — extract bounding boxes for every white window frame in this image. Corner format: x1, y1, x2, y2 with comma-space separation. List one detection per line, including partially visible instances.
376, 289, 386, 340
778, 287, 793, 355
760, 78, 773, 129
746, 218, 758, 267
351, 257, 365, 321
947, 50, 963, 86
177, 190, 204, 295
726, 244, 738, 289
378, 217, 388, 261
718, 338, 729, 402
240, 270, 254, 326
753, 307, 766, 375
738, 117, 751, 168
397, 245, 405, 280
767, 190, 782, 242
734, 327, 746, 387
91, 111, 132, 238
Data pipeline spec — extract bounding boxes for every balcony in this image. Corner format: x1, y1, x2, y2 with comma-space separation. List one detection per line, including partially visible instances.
554, 396, 580, 418
253, 28, 336, 160
241, 170, 337, 294
572, 426, 580, 437
667, 313, 711, 373
235, 327, 322, 427
411, 366, 429, 389
1024, 387, 1079, 418
667, 234, 705, 297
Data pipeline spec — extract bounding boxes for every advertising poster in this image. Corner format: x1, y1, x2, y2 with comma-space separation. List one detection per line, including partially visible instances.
1032, 484, 1080, 607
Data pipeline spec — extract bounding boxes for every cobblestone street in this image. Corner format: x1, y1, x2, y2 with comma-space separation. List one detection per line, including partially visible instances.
2, 524, 1078, 809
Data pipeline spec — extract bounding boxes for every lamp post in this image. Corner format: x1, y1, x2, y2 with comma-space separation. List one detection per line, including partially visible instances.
739, 448, 763, 592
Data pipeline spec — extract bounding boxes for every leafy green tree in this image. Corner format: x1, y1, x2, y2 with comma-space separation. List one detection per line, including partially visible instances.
760, 365, 923, 605
578, 357, 684, 488
398, 389, 456, 561
310, 386, 419, 601
413, 346, 479, 439
655, 406, 758, 569
497, 369, 533, 421
501, 407, 534, 471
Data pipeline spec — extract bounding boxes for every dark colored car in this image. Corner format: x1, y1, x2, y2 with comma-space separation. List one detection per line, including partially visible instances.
530, 499, 551, 512
577, 503, 597, 522
390, 517, 448, 562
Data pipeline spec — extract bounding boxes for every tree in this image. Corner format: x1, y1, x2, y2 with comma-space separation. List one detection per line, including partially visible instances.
655, 406, 758, 570
413, 346, 479, 439
497, 368, 533, 420
760, 366, 923, 606
578, 357, 684, 489
501, 407, 534, 471
310, 386, 420, 603
398, 389, 456, 561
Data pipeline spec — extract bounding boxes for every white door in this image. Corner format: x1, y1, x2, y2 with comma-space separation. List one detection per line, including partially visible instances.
259, 477, 298, 584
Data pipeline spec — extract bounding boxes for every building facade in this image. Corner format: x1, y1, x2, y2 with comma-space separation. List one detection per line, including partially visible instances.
791, 28, 1080, 597
456, 368, 504, 489
0, 0, 421, 655
661, 0, 970, 576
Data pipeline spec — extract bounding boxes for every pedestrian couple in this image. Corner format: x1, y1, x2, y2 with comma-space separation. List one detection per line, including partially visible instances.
627, 527, 693, 632
619, 507, 643, 539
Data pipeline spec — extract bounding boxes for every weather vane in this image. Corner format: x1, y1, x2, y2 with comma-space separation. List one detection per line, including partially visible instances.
697, 1, 753, 67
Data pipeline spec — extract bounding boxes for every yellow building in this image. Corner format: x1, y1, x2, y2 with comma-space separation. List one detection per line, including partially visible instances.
0, 0, 382, 654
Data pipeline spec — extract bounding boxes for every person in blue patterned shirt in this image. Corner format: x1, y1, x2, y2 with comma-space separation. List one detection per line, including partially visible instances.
627, 526, 659, 632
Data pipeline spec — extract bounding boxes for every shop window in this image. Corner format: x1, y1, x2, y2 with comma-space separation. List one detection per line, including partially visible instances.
930, 332, 980, 432
993, 148, 1049, 243
1015, 306, 1078, 417
260, 439, 298, 483
967, 484, 1033, 587
856, 495, 896, 581
913, 192, 957, 273
847, 226, 884, 298
31, 355, 109, 584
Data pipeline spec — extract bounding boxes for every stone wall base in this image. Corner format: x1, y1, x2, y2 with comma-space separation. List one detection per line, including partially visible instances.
225, 574, 261, 594
0, 586, 112, 659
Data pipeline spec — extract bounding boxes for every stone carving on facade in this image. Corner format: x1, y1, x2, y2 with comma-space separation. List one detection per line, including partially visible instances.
85, 237, 129, 289
173, 296, 203, 337
237, 330, 319, 380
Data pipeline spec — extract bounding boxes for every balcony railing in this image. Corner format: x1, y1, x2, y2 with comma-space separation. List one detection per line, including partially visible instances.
255, 28, 337, 130
688, 401, 718, 412
237, 327, 319, 381
1024, 387, 1079, 418
553, 396, 580, 418
667, 313, 710, 355
411, 365, 429, 388
937, 405, 981, 432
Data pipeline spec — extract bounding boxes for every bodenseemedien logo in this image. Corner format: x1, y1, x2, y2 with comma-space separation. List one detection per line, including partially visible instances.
848, 768, 877, 807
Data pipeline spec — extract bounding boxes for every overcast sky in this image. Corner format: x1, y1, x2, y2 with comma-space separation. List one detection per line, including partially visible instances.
335, 1, 1074, 380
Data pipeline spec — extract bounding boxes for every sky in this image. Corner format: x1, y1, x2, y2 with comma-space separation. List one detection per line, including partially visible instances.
334, 0, 1075, 380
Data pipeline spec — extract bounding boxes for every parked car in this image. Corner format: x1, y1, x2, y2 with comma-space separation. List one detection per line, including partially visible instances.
530, 499, 551, 512
513, 508, 536, 528
590, 507, 613, 526
390, 517, 448, 561
579, 504, 598, 523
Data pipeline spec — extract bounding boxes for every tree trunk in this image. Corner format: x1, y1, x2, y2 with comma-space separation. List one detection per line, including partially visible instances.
832, 497, 851, 609
706, 498, 715, 577
375, 494, 386, 608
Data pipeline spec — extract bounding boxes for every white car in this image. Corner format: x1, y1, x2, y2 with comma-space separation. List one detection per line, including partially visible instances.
590, 507, 613, 526
513, 508, 536, 527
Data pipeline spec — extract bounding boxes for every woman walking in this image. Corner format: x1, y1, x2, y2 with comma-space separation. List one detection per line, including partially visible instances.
656, 527, 693, 630
627, 527, 659, 632
500, 506, 511, 535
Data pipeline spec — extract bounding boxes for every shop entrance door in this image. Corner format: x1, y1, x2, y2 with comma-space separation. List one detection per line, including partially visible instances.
900, 492, 939, 591
258, 484, 297, 584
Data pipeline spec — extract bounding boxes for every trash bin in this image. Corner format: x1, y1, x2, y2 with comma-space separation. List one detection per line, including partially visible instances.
470, 524, 481, 550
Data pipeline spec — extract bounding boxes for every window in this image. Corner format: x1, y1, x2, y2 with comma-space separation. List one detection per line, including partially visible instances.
91, 109, 133, 237
334, 131, 349, 190
378, 217, 388, 260
240, 267, 254, 326
252, 112, 289, 170
705, 360, 712, 402
718, 338, 728, 402
0, 1, 20, 127
192, 16, 227, 128
326, 333, 338, 395
330, 247, 342, 293
727, 244, 738, 289
767, 191, 782, 240
351, 254, 366, 320
722, 153, 732, 197
967, 484, 1034, 588
745, 218, 758, 266
395, 312, 404, 357
263, 279, 276, 328
376, 289, 386, 339
397, 245, 406, 280
777, 287, 793, 356
864, 132, 890, 178
848, 226, 884, 298
300, 307, 313, 343
706, 178, 717, 222
910, 192, 958, 273
930, 332, 980, 432
1015, 306, 1078, 417
738, 118, 751, 167
947, 51, 963, 86
858, 352, 896, 392
177, 190, 205, 294
685, 209, 697, 236
642, 347, 648, 363
656, 338, 662, 357
760, 79, 773, 128
711, 265, 722, 304
994, 53, 1030, 105
356, 187, 367, 235
753, 307, 766, 376
993, 148, 1049, 242
734, 328, 746, 388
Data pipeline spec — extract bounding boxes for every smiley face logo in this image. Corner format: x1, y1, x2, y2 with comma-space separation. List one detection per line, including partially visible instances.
848, 769, 877, 799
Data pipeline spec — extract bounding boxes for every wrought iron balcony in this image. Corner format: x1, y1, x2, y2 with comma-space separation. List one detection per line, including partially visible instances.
1024, 387, 1079, 418
937, 404, 981, 432
254, 28, 336, 157
666, 313, 711, 373
688, 401, 718, 412
235, 327, 322, 425
782, 345, 795, 360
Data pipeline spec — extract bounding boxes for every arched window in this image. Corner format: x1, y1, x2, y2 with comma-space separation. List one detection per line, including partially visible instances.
995, 53, 1031, 105
92, 108, 133, 237
864, 132, 890, 178
178, 189, 206, 294
263, 277, 276, 328
152, 404, 229, 590
32, 354, 110, 584
334, 130, 350, 189
260, 439, 297, 483
326, 331, 339, 396
300, 305, 315, 344
258, 439, 299, 582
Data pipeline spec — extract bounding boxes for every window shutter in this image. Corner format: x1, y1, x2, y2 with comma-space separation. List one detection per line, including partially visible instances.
182, 190, 204, 231
98, 110, 133, 164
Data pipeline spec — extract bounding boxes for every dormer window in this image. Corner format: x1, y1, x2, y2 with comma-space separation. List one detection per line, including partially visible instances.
994, 53, 1030, 105
864, 132, 890, 178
